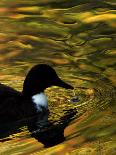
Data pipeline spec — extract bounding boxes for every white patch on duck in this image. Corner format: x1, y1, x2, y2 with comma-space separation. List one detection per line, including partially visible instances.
32, 92, 48, 112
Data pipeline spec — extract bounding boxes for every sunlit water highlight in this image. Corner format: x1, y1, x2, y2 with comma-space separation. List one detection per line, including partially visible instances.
0, 0, 116, 154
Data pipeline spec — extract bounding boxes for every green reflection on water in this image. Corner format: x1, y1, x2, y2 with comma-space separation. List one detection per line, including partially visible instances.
0, 0, 116, 154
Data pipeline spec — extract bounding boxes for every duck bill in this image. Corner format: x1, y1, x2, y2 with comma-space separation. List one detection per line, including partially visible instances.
55, 78, 73, 89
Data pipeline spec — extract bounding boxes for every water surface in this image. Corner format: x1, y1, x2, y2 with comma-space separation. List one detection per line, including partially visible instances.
0, 0, 116, 154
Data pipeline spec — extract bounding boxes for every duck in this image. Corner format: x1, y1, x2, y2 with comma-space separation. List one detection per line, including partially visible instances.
0, 64, 73, 122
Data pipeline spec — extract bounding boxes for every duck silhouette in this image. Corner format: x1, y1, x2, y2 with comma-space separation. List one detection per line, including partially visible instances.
0, 64, 73, 122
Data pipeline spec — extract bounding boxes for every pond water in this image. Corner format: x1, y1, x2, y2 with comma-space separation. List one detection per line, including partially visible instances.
0, 0, 116, 154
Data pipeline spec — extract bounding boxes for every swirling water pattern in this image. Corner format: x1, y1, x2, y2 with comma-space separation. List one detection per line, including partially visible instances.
0, 0, 116, 154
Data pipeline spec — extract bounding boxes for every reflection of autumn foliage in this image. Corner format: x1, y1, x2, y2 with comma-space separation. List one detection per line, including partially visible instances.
0, 50, 21, 61
0, 0, 116, 154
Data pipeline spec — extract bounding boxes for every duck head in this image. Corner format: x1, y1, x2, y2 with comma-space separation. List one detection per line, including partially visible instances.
23, 64, 73, 96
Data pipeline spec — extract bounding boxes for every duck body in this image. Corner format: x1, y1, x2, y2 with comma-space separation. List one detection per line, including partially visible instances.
0, 83, 37, 121
0, 64, 73, 122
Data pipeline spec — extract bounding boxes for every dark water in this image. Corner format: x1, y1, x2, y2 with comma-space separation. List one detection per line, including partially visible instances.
0, 0, 116, 154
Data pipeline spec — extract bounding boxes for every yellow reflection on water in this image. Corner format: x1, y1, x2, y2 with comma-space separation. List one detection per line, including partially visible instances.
0, 0, 116, 154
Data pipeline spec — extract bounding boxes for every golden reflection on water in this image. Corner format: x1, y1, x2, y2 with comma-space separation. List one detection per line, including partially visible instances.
0, 0, 116, 154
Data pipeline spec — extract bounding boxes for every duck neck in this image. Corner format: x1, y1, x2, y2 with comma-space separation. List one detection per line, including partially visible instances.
22, 78, 45, 97
32, 92, 48, 112
23, 83, 48, 112
22, 86, 44, 97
